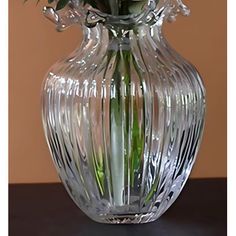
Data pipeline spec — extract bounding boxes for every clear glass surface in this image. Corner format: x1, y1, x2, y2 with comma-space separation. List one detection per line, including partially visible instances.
42, 0, 206, 224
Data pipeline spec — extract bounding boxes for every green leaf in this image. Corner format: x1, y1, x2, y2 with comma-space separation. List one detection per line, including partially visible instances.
55, 0, 69, 10
48, 0, 54, 4
128, 1, 147, 14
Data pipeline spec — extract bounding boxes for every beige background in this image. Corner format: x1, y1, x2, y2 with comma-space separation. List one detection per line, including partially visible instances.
9, 0, 227, 183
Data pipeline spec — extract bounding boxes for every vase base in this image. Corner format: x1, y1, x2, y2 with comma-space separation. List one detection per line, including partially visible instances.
92, 212, 158, 224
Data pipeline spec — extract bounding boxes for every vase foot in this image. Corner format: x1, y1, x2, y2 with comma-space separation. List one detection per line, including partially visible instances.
92, 212, 158, 224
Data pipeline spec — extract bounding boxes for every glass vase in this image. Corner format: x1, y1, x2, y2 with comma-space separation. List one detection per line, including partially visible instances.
41, 0, 206, 224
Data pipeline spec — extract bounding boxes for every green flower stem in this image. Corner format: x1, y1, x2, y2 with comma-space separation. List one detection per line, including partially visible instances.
90, 30, 146, 203
108, 29, 145, 205
109, 40, 127, 206
92, 147, 105, 196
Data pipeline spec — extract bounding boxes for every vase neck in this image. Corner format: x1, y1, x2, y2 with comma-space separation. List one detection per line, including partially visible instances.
79, 22, 164, 54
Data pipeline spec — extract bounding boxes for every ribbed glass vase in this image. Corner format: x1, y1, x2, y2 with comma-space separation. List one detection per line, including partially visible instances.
41, 0, 206, 224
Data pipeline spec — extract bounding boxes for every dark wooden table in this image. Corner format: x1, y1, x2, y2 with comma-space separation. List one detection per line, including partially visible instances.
9, 178, 227, 236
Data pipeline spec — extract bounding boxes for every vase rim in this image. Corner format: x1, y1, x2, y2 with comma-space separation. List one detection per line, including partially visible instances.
84, 3, 158, 29
43, 0, 190, 31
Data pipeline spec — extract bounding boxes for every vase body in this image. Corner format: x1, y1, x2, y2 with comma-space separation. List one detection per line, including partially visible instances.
42, 0, 205, 224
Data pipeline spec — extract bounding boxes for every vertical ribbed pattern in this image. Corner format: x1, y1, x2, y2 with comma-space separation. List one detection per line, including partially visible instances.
42, 21, 205, 223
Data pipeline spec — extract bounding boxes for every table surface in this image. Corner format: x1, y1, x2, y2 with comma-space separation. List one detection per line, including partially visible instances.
9, 178, 227, 236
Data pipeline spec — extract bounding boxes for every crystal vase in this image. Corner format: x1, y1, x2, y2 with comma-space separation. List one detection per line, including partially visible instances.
41, 0, 206, 224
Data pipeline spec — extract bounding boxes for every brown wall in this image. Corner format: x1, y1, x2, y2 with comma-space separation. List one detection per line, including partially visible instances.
9, 0, 227, 183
